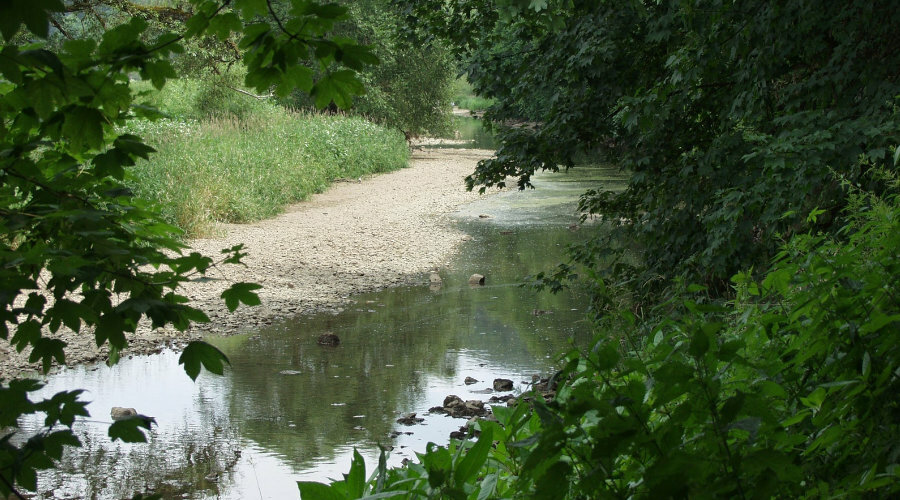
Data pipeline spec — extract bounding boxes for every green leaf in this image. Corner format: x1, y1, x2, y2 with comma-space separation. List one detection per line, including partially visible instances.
313, 70, 365, 109
208, 12, 242, 40
344, 449, 366, 498
178, 341, 230, 381
454, 426, 493, 485
95, 313, 126, 348
62, 106, 105, 151
221, 282, 262, 311
477, 473, 499, 500
236, 0, 268, 19
297, 481, 348, 500
0, 0, 63, 39
688, 329, 710, 357
29, 338, 66, 373
108, 418, 151, 443
336, 43, 379, 71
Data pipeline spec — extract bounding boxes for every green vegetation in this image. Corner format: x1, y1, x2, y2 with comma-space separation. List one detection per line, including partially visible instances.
279, 0, 457, 137
127, 78, 407, 236
295, 1, 900, 498
303, 187, 900, 498
451, 78, 494, 112
4, 0, 899, 498
127, 111, 406, 237
0, 1, 383, 497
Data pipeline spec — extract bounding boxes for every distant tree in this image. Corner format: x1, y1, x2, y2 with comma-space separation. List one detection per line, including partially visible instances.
285, 0, 456, 137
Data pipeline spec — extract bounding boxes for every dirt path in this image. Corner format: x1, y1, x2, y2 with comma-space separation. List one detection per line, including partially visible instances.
0, 147, 495, 380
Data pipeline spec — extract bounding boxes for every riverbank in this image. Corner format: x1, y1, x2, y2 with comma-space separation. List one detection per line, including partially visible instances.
0, 147, 496, 380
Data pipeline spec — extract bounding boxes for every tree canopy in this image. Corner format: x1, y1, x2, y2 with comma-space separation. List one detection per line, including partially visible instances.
293, 1, 900, 498
398, 0, 900, 293
1, 1, 378, 495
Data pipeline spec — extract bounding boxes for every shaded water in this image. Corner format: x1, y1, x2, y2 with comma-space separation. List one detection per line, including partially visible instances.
431, 116, 498, 150
19, 161, 626, 499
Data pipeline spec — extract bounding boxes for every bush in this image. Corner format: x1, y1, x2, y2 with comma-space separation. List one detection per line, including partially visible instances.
305, 181, 900, 498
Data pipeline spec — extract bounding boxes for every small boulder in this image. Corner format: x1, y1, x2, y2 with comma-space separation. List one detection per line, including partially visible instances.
449, 428, 468, 440
464, 376, 479, 385
443, 395, 464, 408
493, 378, 514, 391
468, 274, 485, 286
317, 333, 340, 346
464, 400, 485, 413
396, 412, 424, 426
110, 407, 137, 420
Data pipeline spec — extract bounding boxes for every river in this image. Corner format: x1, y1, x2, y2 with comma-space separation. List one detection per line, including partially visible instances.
18, 120, 626, 499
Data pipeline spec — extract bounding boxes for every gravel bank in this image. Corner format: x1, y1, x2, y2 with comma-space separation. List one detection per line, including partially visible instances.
0, 147, 495, 380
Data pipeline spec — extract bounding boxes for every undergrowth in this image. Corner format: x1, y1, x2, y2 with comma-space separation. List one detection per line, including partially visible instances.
451, 77, 494, 112
301, 180, 900, 498
124, 80, 408, 237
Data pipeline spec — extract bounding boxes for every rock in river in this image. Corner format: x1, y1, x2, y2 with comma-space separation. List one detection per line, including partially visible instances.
396, 412, 424, 425
317, 332, 340, 346
493, 378, 514, 391
110, 407, 137, 420
468, 274, 485, 286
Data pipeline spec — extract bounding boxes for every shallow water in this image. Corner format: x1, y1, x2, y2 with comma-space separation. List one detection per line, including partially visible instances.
430, 116, 498, 150
19, 163, 625, 499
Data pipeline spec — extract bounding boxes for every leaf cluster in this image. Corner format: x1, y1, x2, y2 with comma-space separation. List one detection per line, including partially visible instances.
1, 0, 376, 495
313, 183, 900, 498
400, 0, 900, 293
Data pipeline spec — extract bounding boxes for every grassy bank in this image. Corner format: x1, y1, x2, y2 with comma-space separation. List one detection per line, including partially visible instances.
451, 77, 494, 112
124, 83, 409, 237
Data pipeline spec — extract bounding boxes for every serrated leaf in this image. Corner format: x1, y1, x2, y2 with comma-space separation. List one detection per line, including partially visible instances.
62, 107, 105, 151
688, 329, 710, 357
178, 341, 230, 381
208, 12, 242, 40
336, 43, 379, 71
236, 0, 268, 19
29, 338, 66, 373
108, 418, 150, 443
313, 70, 365, 109
221, 282, 262, 311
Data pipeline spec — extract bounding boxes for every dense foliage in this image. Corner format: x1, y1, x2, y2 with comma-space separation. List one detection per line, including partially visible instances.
340, 0, 455, 136
300, 184, 900, 497
0, 1, 377, 497
398, 0, 900, 292
297, 1, 900, 498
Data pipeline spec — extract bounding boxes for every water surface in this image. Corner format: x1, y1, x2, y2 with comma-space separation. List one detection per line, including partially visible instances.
20, 162, 626, 499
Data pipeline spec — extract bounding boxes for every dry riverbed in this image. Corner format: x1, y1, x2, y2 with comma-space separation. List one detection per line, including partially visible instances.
0, 147, 496, 380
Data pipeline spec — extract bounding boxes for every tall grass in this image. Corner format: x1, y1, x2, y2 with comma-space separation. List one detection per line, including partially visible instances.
123, 107, 409, 237
450, 77, 494, 112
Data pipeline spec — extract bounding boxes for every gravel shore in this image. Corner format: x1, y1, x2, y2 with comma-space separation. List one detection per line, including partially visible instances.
0, 147, 495, 380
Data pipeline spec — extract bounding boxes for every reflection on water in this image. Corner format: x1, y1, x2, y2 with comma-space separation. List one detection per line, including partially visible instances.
430, 116, 498, 150
19, 164, 626, 499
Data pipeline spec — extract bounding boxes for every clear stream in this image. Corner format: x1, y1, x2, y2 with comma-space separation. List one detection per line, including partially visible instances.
20, 120, 627, 499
